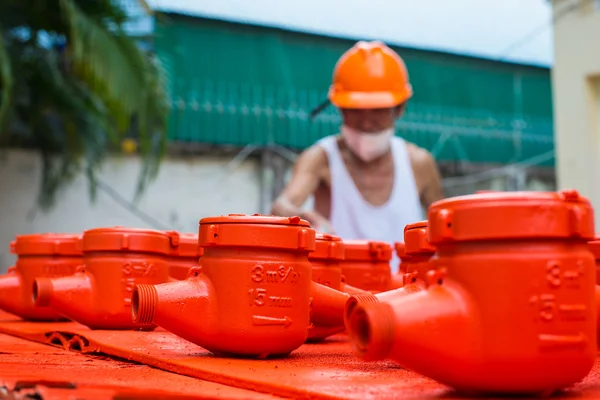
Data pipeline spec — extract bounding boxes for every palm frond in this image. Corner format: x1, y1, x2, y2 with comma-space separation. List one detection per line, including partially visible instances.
1, 0, 169, 210
61, 0, 169, 188
18, 47, 113, 208
61, 0, 145, 133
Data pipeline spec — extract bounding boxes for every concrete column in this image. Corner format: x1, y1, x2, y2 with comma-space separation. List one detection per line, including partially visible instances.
552, 0, 600, 229
259, 148, 274, 214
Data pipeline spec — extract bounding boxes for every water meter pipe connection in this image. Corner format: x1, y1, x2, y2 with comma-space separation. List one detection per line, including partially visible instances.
589, 236, 600, 285
131, 214, 348, 358
167, 233, 203, 280
390, 242, 413, 289
307, 233, 366, 341
339, 240, 393, 293
0, 234, 82, 321
344, 221, 435, 324
589, 235, 600, 345
397, 221, 436, 287
33, 227, 173, 330
346, 190, 596, 396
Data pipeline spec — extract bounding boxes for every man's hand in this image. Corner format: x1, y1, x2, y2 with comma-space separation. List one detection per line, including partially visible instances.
301, 210, 335, 234
270, 145, 333, 232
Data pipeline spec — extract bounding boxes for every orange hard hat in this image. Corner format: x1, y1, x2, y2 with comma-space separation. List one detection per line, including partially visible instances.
328, 41, 413, 109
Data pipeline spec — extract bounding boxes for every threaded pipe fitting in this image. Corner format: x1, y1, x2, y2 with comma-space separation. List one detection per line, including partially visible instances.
348, 302, 395, 362
33, 278, 53, 307
132, 284, 157, 325
344, 292, 379, 328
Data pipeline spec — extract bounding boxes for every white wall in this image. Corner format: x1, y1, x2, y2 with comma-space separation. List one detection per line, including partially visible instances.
0, 149, 558, 273
552, 0, 600, 230
0, 150, 261, 272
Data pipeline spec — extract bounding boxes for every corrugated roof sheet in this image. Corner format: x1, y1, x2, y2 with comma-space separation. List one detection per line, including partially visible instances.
146, 0, 554, 67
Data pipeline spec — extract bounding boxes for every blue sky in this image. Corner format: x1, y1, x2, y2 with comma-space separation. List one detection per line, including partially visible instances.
148, 0, 554, 66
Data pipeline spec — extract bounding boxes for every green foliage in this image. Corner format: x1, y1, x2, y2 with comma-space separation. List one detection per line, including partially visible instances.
0, 0, 169, 210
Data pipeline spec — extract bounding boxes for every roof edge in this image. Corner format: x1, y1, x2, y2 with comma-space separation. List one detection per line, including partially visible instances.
153, 9, 552, 69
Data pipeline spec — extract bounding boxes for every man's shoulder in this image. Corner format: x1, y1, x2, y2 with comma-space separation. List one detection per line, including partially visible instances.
296, 142, 330, 171
403, 140, 435, 169
314, 134, 340, 150
305, 134, 344, 161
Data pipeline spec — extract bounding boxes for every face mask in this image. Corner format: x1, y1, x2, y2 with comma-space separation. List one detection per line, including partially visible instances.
341, 125, 394, 162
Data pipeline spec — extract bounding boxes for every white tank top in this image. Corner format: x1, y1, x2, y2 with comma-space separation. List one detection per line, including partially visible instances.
316, 135, 423, 272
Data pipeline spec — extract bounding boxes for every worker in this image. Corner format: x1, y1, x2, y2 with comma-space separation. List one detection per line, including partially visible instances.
271, 41, 444, 269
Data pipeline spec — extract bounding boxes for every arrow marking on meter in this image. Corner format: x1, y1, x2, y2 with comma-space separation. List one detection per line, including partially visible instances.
538, 333, 587, 350
252, 315, 292, 327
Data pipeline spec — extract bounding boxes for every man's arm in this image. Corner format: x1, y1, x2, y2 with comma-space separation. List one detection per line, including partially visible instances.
419, 151, 444, 208
270, 146, 333, 231
408, 144, 444, 209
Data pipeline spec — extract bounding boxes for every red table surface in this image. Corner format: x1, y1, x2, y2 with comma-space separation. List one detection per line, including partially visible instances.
1, 310, 600, 399
0, 332, 281, 400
